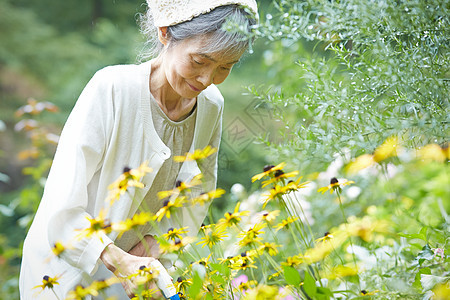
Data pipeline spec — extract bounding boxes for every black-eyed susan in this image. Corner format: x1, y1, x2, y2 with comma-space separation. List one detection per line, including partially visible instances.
315, 231, 334, 243
281, 255, 303, 267
163, 227, 188, 241
197, 225, 228, 248
258, 242, 280, 256
157, 174, 203, 199
76, 210, 111, 242
112, 212, 154, 238
51, 241, 67, 258
251, 163, 286, 182
154, 196, 186, 222
173, 145, 217, 162
107, 163, 152, 204
231, 252, 258, 271
261, 169, 300, 187
33, 275, 60, 292
261, 184, 291, 208
174, 277, 192, 296
236, 280, 257, 292
66, 284, 94, 300
191, 188, 225, 206
158, 236, 196, 253
285, 177, 310, 192
131, 288, 159, 300
259, 210, 280, 224
317, 177, 355, 194
360, 290, 379, 296
216, 202, 249, 229
274, 216, 299, 232
237, 222, 266, 248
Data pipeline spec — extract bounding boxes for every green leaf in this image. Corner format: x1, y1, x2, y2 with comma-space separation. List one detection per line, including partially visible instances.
302, 271, 317, 298
210, 263, 230, 277
188, 273, 203, 298
283, 266, 301, 286
413, 267, 431, 290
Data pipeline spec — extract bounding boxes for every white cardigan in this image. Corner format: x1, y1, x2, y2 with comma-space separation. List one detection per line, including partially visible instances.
19, 61, 223, 299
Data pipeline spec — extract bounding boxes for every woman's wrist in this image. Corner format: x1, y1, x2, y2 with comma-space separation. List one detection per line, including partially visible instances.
100, 243, 128, 273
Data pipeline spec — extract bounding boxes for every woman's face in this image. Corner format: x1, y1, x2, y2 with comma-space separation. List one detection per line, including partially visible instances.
161, 35, 244, 98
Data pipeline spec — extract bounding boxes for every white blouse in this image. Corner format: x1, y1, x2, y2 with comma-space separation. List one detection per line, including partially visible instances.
19, 60, 223, 299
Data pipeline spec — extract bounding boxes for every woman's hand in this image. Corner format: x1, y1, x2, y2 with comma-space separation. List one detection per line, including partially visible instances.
128, 235, 160, 258
100, 243, 163, 299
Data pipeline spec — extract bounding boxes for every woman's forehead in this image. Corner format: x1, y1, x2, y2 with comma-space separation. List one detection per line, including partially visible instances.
177, 35, 245, 63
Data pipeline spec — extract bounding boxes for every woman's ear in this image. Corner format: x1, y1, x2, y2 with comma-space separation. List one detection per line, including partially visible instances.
158, 27, 169, 45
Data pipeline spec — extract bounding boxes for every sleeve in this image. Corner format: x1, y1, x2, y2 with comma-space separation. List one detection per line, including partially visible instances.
45, 68, 115, 275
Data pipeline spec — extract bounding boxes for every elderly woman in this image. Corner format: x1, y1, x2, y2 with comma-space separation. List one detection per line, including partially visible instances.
19, 0, 258, 299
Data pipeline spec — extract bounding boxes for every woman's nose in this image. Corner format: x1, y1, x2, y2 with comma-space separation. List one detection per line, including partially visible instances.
197, 69, 215, 87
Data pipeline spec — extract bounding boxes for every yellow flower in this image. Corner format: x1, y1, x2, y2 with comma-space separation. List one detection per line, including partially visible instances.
155, 196, 186, 222
157, 174, 203, 199
315, 231, 334, 243
342, 215, 390, 242
252, 162, 286, 182
258, 242, 280, 256
322, 265, 359, 279
66, 284, 97, 299
274, 216, 299, 232
131, 288, 159, 300
238, 222, 266, 248
360, 289, 379, 296
236, 280, 258, 292
158, 236, 196, 253
373, 136, 400, 162
281, 255, 303, 267
174, 277, 192, 295
261, 170, 299, 187
107, 162, 152, 204
285, 177, 310, 192
231, 251, 258, 271
261, 184, 291, 208
173, 145, 217, 162
162, 227, 188, 241
216, 202, 250, 229
76, 209, 111, 242
51, 241, 68, 257
259, 210, 280, 224
112, 212, 154, 238
191, 188, 225, 206
416, 143, 448, 162
303, 230, 348, 264
33, 275, 60, 291
197, 225, 228, 248
317, 177, 354, 194
432, 283, 450, 299
345, 154, 375, 174
242, 284, 278, 299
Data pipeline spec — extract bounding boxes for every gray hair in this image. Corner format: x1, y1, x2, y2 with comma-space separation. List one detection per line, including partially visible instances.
138, 4, 256, 61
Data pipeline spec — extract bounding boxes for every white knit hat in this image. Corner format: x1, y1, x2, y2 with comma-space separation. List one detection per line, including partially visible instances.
146, 0, 258, 27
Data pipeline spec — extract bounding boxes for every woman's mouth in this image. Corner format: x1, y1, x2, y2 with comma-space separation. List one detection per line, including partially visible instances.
187, 82, 201, 92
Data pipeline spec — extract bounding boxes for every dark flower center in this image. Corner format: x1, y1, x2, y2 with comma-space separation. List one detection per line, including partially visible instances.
175, 180, 183, 187
263, 165, 275, 172
241, 251, 247, 257
43, 275, 49, 281
123, 166, 131, 173
330, 177, 339, 184
167, 227, 174, 233
274, 170, 284, 177
163, 200, 170, 207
